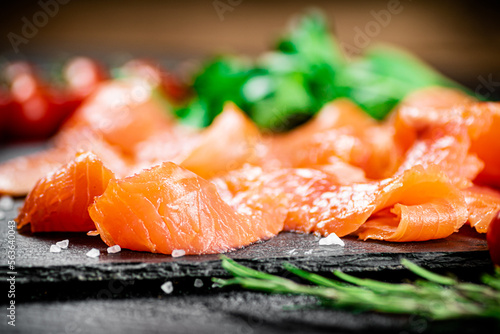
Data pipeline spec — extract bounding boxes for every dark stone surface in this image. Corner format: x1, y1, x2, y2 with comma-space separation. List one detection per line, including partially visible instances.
2, 291, 499, 334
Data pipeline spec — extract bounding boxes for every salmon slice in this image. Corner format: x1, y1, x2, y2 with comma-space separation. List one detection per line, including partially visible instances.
62, 79, 173, 156
131, 126, 199, 171
88, 162, 287, 255
0, 129, 129, 196
395, 124, 483, 189
180, 103, 260, 179
16, 152, 114, 232
0, 147, 69, 197
216, 163, 466, 241
259, 99, 397, 178
470, 103, 500, 187
391, 88, 491, 188
352, 166, 468, 241
0, 79, 167, 196
463, 185, 500, 233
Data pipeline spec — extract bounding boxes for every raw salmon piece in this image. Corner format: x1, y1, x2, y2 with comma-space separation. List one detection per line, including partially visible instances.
470, 103, 500, 187
256, 164, 468, 240
391, 88, 500, 189
0, 147, 68, 197
259, 99, 397, 178
352, 166, 468, 241
0, 129, 130, 196
180, 103, 260, 179
131, 126, 199, 171
307, 156, 367, 184
395, 124, 483, 189
88, 162, 287, 255
62, 79, 173, 155
16, 152, 114, 232
463, 185, 500, 233
0, 79, 168, 196
393, 88, 492, 147
215, 162, 466, 241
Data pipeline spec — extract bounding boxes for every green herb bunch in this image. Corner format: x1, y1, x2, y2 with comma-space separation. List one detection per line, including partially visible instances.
214, 257, 500, 320
176, 10, 468, 131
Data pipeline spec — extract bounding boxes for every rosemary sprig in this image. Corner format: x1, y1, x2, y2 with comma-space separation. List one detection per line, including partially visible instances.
213, 256, 500, 320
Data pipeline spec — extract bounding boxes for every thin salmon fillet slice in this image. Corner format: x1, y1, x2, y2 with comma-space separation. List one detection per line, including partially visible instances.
16, 152, 115, 232
463, 185, 500, 233
215, 162, 466, 241
88, 162, 287, 255
258, 99, 397, 178
261, 165, 467, 241
391, 88, 497, 188
395, 124, 483, 189
0, 129, 129, 196
470, 103, 500, 187
62, 79, 173, 155
352, 166, 468, 241
180, 103, 260, 179
0, 80, 168, 196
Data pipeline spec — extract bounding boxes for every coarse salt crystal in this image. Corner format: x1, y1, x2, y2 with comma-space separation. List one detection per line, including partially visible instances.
50, 245, 61, 253
161, 281, 173, 294
0, 196, 14, 211
194, 278, 203, 288
318, 233, 345, 247
86, 248, 100, 258
172, 249, 186, 258
56, 239, 69, 249
107, 245, 121, 254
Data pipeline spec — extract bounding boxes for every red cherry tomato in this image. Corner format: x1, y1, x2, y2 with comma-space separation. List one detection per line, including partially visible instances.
6, 62, 67, 141
487, 211, 500, 266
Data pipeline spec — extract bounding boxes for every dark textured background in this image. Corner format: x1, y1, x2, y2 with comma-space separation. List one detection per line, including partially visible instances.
1, 0, 500, 97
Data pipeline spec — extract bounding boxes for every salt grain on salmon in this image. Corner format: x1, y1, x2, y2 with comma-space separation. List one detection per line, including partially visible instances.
86, 248, 100, 258
50, 245, 61, 253
172, 249, 186, 258
161, 281, 173, 294
319, 233, 345, 247
107, 245, 121, 254
56, 239, 69, 249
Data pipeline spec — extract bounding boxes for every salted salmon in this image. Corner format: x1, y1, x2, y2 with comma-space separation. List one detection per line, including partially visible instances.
392, 89, 500, 189
395, 124, 483, 189
62, 79, 173, 156
463, 185, 500, 233
0, 129, 129, 196
470, 103, 500, 187
88, 162, 288, 255
259, 99, 397, 178
215, 162, 467, 241
180, 103, 260, 179
0, 79, 168, 196
16, 152, 114, 232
